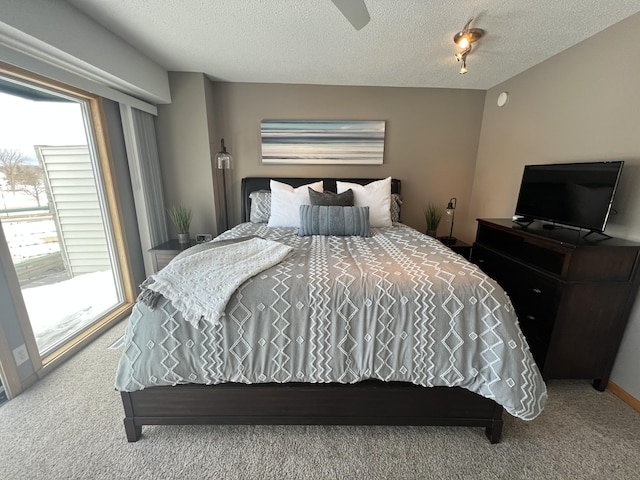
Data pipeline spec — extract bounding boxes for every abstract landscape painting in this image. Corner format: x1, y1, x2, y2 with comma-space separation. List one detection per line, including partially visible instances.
261, 120, 385, 165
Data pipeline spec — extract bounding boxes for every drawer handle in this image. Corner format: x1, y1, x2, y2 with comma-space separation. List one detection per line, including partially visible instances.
532, 288, 542, 294
526, 315, 536, 321
478, 259, 485, 263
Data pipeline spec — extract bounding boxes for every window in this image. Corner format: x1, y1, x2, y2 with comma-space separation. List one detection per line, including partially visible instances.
0, 64, 136, 395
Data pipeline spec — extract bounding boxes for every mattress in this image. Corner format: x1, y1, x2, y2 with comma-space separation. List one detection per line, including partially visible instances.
115, 222, 547, 420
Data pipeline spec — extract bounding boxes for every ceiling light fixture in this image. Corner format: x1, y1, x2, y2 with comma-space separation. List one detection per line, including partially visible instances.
453, 19, 485, 74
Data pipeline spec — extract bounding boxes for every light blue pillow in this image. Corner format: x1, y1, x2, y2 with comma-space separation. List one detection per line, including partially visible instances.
298, 205, 370, 237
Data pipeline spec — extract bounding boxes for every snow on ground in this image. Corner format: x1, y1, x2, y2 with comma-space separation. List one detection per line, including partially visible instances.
21, 270, 120, 352
2, 191, 121, 353
1, 192, 64, 271
2, 217, 60, 261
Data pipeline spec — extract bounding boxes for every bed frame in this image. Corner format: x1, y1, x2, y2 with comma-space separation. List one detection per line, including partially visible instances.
120, 177, 504, 443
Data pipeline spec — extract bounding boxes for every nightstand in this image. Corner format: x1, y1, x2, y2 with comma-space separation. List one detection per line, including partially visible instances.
149, 239, 196, 272
439, 238, 472, 260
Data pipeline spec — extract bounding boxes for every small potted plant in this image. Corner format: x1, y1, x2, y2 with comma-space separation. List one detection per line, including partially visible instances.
168, 205, 192, 244
424, 203, 443, 238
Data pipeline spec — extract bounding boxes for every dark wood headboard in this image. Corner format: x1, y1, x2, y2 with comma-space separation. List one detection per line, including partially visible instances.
241, 177, 401, 222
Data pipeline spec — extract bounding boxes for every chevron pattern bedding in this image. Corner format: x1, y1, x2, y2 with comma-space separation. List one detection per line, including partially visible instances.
115, 223, 547, 421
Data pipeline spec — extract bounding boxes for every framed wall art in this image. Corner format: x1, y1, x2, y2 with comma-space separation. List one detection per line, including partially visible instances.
261, 120, 385, 165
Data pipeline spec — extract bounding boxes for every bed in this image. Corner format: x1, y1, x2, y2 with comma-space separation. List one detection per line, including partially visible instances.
116, 177, 547, 443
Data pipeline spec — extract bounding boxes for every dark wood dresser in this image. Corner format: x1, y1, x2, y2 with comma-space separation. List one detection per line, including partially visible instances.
471, 218, 640, 390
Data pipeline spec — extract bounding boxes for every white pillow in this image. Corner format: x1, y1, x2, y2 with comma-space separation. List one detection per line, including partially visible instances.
337, 177, 392, 228
267, 180, 324, 228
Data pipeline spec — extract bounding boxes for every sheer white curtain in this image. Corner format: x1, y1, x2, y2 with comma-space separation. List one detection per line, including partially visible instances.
120, 105, 168, 275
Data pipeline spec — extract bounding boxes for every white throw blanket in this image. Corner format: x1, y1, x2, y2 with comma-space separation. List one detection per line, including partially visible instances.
145, 237, 293, 326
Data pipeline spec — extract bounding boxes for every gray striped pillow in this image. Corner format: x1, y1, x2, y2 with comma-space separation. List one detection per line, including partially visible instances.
298, 205, 370, 237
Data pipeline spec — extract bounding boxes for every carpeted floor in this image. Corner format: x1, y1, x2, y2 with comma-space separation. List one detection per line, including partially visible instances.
0, 320, 639, 480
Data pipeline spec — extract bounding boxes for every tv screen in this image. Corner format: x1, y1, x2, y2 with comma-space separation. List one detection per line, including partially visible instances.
514, 161, 624, 232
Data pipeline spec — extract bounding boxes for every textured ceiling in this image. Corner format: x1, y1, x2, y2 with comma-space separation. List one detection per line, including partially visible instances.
66, 0, 640, 90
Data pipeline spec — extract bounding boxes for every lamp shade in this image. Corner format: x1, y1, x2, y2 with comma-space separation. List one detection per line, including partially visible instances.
215, 138, 231, 231
446, 198, 457, 212
439, 197, 457, 245
216, 138, 232, 170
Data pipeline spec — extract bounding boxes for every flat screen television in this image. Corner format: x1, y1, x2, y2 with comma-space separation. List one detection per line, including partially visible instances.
514, 161, 624, 233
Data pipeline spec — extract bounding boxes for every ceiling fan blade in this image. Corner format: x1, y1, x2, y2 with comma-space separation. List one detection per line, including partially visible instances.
330, 0, 370, 31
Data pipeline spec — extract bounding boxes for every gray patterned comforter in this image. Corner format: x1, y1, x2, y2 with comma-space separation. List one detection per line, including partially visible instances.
115, 223, 547, 420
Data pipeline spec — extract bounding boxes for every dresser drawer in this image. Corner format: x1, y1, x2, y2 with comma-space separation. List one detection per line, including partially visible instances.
508, 272, 558, 318
472, 243, 558, 367
517, 321, 549, 368
515, 304, 554, 345
473, 244, 558, 316
471, 244, 512, 287
509, 279, 557, 371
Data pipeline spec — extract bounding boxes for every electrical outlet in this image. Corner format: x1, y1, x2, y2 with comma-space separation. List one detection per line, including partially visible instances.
12, 344, 29, 366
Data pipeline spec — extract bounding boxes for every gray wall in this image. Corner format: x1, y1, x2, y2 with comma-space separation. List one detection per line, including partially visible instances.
156, 72, 220, 238
470, 13, 640, 399
210, 82, 486, 235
